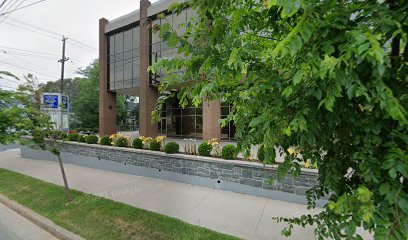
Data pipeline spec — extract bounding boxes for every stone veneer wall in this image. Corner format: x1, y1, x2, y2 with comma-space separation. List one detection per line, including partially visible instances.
54, 141, 318, 197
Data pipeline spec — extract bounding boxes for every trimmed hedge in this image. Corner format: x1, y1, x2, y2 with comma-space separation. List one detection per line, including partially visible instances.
150, 140, 161, 151
221, 144, 237, 160
77, 135, 86, 143
100, 136, 111, 146
165, 142, 179, 154
85, 135, 99, 144
115, 137, 128, 147
198, 142, 212, 157
68, 133, 79, 142
132, 138, 143, 149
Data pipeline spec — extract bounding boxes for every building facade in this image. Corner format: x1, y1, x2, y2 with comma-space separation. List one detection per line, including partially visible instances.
99, 0, 235, 140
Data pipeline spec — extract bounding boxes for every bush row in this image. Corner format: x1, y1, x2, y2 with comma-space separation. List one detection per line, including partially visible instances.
63, 133, 239, 160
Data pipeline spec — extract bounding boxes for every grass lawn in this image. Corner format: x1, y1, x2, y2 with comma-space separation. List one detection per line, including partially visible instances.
0, 168, 238, 240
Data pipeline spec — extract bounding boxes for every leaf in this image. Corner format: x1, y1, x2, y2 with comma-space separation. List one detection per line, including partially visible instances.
167, 33, 179, 48
282, 86, 293, 97
289, 35, 302, 56
159, 23, 171, 38
357, 42, 370, 55
299, 22, 314, 42
357, 186, 372, 203
293, 69, 303, 85
266, 0, 278, 9
282, 127, 291, 136
228, 48, 239, 67
321, 43, 335, 55
265, 146, 276, 163
399, 198, 408, 214
168, 2, 179, 12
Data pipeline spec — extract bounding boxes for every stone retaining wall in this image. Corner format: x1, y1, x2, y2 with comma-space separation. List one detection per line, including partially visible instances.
55, 141, 318, 197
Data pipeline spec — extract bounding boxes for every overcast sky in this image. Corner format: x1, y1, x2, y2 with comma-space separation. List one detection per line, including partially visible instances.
0, 0, 159, 90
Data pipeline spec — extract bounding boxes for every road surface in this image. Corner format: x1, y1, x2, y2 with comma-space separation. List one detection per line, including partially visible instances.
0, 202, 57, 240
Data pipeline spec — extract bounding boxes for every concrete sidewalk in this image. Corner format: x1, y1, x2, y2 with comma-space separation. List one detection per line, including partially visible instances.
0, 148, 318, 240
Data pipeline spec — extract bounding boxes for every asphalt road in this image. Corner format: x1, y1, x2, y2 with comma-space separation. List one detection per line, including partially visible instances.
0, 202, 57, 240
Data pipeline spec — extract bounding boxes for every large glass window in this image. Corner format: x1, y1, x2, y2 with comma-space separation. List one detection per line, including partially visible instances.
108, 25, 140, 90
158, 97, 202, 139
221, 102, 236, 140
150, 9, 189, 85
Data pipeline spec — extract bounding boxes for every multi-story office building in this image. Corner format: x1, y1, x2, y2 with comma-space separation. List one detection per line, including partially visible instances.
99, 0, 235, 140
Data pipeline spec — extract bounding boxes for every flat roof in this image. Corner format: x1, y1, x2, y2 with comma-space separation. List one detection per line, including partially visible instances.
105, 9, 140, 34
105, 0, 185, 34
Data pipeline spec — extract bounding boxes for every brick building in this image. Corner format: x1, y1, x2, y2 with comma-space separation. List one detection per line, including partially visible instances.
99, 0, 235, 140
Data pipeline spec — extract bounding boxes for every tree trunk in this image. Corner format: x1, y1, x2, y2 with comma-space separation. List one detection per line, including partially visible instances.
57, 154, 73, 202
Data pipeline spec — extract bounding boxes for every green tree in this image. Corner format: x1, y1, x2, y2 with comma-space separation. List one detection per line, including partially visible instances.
72, 59, 128, 132
41, 78, 79, 105
151, 1, 408, 239
0, 72, 73, 202
69, 60, 99, 131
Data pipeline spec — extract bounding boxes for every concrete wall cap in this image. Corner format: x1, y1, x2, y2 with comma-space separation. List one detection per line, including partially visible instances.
63, 141, 318, 175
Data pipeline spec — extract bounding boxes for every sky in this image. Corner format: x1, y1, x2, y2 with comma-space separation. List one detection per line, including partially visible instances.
0, 0, 159, 91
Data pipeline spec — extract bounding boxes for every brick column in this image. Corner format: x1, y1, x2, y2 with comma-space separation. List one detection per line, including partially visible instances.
139, 0, 158, 137
99, 18, 117, 136
203, 99, 221, 141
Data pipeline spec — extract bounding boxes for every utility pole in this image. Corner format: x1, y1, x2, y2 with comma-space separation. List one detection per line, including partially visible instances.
56, 35, 72, 202
58, 36, 69, 131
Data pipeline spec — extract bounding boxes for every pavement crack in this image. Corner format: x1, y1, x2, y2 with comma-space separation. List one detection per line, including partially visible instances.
251, 199, 268, 240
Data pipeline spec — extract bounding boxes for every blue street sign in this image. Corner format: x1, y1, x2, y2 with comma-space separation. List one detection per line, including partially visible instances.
43, 95, 58, 108
62, 96, 68, 110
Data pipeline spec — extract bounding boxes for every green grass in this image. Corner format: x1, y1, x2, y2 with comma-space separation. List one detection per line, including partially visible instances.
0, 168, 238, 240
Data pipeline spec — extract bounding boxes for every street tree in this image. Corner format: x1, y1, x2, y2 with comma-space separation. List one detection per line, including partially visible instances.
0, 72, 73, 202
150, 0, 408, 239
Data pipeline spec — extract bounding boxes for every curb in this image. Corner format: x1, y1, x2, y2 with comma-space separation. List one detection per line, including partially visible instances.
0, 194, 85, 240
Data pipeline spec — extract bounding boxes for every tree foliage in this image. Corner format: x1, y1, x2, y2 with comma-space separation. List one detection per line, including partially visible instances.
41, 60, 128, 131
72, 60, 100, 131
0, 73, 50, 144
151, 0, 408, 239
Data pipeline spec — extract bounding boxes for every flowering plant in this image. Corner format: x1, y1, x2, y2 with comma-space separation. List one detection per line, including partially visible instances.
207, 138, 221, 157
109, 133, 124, 146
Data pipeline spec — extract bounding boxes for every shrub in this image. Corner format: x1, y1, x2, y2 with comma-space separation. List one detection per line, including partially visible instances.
221, 144, 237, 160
132, 138, 143, 149
115, 137, 128, 147
77, 135, 86, 143
257, 145, 265, 161
165, 142, 179, 154
67, 133, 79, 141
60, 131, 68, 140
85, 135, 99, 144
150, 139, 161, 151
198, 142, 212, 157
100, 136, 111, 146
47, 130, 67, 140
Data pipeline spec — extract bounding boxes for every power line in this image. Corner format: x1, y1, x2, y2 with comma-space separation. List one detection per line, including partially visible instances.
3, 21, 60, 40
1, 49, 52, 72
5, 17, 98, 53
0, 45, 59, 57
0, 59, 58, 78
0, 0, 8, 9
0, 0, 17, 13
0, 0, 44, 16
0, 50, 57, 60
0, 0, 24, 23
0, 46, 90, 66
